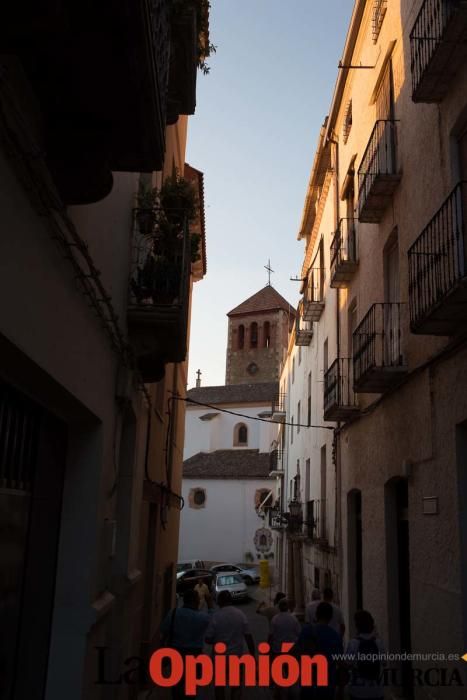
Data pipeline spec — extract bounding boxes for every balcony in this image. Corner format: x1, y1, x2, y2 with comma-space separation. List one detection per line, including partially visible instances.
268, 505, 286, 531
128, 210, 191, 381
408, 182, 467, 335
167, 0, 204, 122
305, 499, 327, 544
358, 120, 401, 223
302, 267, 325, 322
330, 219, 358, 288
269, 449, 286, 477
271, 394, 287, 422
353, 303, 407, 393
324, 358, 359, 422
410, 0, 467, 103
295, 301, 313, 346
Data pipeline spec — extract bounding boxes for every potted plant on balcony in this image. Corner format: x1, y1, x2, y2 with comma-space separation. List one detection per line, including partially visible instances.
131, 174, 200, 305
135, 183, 159, 236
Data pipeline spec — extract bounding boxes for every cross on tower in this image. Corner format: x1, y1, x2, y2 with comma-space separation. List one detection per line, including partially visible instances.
196, 369, 202, 387
264, 259, 274, 286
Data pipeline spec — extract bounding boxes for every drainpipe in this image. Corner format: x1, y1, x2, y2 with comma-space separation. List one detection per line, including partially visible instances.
328, 134, 343, 600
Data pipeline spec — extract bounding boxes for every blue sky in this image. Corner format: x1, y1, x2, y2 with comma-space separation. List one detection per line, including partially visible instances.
186, 1, 354, 388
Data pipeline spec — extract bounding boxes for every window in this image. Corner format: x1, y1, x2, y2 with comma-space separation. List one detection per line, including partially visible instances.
291, 417, 294, 445
297, 401, 301, 434
323, 338, 328, 373
307, 372, 312, 426
298, 345, 302, 365
189, 488, 206, 509
343, 99, 353, 144
292, 357, 295, 383
250, 322, 258, 348
263, 321, 271, 348
305, 458, 311, 501
234, 423, 248, 446
238, 324, 245, 350
255, 489, 272, 508
320, 445, 327, 539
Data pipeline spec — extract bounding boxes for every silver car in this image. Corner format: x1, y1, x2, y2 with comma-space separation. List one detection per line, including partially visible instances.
214, 573, 248, 601
210, 563, 260, 585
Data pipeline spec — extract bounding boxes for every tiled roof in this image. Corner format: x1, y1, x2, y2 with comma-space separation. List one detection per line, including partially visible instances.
183, 449, 272, 479
187, 382, 278, 406
227, 285, 296, 317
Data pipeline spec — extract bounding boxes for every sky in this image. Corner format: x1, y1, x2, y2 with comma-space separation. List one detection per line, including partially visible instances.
186, 0, 354, 388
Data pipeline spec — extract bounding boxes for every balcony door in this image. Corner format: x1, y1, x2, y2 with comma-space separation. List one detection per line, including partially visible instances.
376, 60, 396, 172
384, 238, 401, 366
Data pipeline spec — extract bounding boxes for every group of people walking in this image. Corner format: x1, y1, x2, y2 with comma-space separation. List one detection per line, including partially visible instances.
160, 585, 385, 700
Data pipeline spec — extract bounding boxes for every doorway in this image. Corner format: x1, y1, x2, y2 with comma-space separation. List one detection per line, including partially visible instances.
456, 421, 467, 648
347, 490, 363, 628
0, 381, 67, 700
385, 478, 413, 697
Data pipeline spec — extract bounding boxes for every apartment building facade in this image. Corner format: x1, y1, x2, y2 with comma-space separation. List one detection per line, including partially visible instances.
275, 1, 467, 696
0, 2, 209, 699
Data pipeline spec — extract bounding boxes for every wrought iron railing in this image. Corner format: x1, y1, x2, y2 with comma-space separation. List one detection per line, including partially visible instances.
295, 301, 314, 345
358, 120, 398, 217
353, 303, 405, 384
304, 267, 325, 305
410, 0, 460, 99
330, 219, 357, 272
408, 181, 466, 330
0, 382, 41, 492
305, 499, 327, 541
129, 208, 191, 309
268, 505, 285, 530
324, 358, 357, 414
372, 0, 388, 42
272, 393, 287, 416
149, 0, 171, 127
269, 449, 286, 473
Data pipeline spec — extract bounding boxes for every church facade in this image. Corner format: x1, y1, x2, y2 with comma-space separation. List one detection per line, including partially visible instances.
178, 286, 295, 566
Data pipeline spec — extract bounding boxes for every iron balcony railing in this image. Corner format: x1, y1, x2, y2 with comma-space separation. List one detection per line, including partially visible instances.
358, 120, 399, 222
271, 393, 287, 420
305, 499, 327, 542
410, 0, 467, 102
303, 266, 325, 321
330, 218, 358, 287
408, 181, 467, 334
128, 208, 191, 378
0, 382, 41, 492
295, 301, 314, 345
268, 505, 286, 530
269, 449, 286, 474
372, 0, 388, 43
129, 208, 191, 308
324, 358, 358, 420
353, 303, 406, 391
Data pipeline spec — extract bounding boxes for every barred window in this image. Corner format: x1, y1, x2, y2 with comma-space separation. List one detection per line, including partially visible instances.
343, 100, 352, 144
372, 0, 387, 43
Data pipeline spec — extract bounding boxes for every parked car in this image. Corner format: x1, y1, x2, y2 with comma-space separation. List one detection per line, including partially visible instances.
176, 568, 213, 594
177, 559, 206, 573
210, 563, 260, 585
214, 573, 248, 602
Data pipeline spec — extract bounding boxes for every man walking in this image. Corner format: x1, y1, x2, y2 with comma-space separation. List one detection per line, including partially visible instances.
160, 588, 213, 698
322, 587, 345, 638
205, 590, 255, 700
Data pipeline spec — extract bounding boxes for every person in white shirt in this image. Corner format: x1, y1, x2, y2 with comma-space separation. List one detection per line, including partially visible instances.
205, 591, 255, 700
304, 588, 321, 625
269, 598, 302, 654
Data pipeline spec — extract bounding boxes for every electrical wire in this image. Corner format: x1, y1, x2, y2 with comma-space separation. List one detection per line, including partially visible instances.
171, 394, 335, 431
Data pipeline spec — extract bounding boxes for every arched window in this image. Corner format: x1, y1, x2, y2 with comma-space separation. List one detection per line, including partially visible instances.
238, 324, 245, 350
234, 423, 248, 446
263, 321, 270, 348
250, 322, 258, 348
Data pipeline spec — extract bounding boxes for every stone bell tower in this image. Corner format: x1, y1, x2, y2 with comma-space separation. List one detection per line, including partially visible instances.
225, 285, 295, 385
